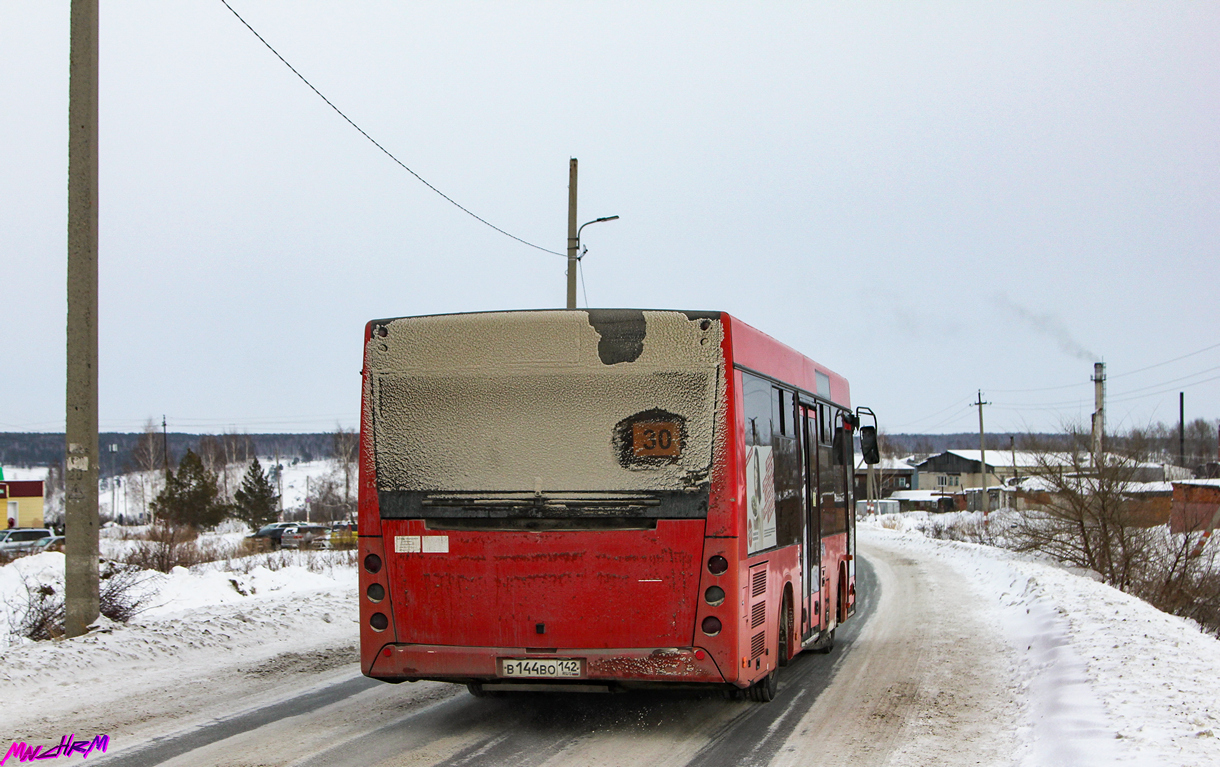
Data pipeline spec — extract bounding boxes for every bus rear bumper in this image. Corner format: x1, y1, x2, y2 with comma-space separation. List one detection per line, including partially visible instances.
367, 644, 728, 685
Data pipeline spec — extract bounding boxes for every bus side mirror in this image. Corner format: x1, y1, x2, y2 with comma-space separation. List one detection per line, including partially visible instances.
860, 425, 880, 465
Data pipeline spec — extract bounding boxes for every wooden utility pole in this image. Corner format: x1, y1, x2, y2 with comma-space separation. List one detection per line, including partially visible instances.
975, 390, 990, 519
566, 158, 578, 309
65, 0, 100, 638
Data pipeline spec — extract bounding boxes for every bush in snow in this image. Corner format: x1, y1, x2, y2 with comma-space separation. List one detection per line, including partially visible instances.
957, 424, 1220, 637
122, 521, 208, 573
6, 559, 152, 642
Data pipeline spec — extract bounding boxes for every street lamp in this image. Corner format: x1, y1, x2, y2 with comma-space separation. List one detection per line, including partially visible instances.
567, 215, 619, 309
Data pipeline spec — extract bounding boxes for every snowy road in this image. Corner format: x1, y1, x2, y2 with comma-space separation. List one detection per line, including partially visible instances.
10, 524, 1218, 766
90, 536, 1024, 767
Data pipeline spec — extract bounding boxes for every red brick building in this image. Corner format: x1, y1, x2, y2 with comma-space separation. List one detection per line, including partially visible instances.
1169, 479, 1220, 534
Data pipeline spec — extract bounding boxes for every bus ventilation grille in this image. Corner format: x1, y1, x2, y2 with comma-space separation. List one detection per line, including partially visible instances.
751, 569, 767, 598
750, 631, 766, 659
751, 601, 766, 629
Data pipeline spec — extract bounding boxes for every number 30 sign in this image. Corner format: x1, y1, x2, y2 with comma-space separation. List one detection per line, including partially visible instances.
632, 421, 681, 457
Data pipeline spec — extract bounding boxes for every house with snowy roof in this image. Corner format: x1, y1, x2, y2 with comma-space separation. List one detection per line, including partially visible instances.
853, 455, 918, 499
914, 449, 1059, 495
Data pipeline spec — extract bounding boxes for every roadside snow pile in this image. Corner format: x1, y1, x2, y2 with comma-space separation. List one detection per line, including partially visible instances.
0, 550, 357, 719
862, 522, 1220, 767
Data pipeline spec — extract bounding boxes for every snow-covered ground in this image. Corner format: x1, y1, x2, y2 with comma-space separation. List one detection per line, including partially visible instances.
861, 518, 1220, 766
0, 548, 358, 751
1, 516, 1217, 765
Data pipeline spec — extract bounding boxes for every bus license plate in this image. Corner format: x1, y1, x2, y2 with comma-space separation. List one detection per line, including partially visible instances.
499, 658, 583, 678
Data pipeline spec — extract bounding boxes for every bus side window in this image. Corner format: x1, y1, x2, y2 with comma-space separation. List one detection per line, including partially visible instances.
818, 443, 839, 535
830, 410, 850, 535
742, 372, 775, 554
772, 387, 801, 546
742, 373, 771, 449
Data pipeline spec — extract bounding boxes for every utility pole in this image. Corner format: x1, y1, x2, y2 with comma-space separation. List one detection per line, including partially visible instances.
162, 415, 170, 480
1091, 362, 1106, 465
566, 158, 578, 309
974, 391, 991, 521
64, 0, 100, 638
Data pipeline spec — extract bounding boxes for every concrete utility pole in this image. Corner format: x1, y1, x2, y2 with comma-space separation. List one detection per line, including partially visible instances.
65, 0, 100, 638
566, 158, 578, 309
1091, 362, 1106, 463
974, 390, 990, 519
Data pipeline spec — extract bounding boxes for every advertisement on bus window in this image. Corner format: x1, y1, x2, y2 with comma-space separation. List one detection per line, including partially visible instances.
746, 444, 776, 554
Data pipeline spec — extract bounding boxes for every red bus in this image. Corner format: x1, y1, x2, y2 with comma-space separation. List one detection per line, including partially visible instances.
359, 309, 862, 701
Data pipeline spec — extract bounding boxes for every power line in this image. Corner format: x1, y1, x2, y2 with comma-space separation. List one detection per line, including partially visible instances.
987, 380, 1090, 394
1109, 340, 1220, 380
1108, 371, 1220, 406
578, 255, 590, 309
218, 0, 564, 258
888, 399, 969, 430
922, 405, 976, 433
996, 363, 1220, 410
989, 339, 1220, 394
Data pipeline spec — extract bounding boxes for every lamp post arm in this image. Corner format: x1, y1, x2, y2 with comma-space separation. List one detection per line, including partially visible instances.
578, 215, 620, 239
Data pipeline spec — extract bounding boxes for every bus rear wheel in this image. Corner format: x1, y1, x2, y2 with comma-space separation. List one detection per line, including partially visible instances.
778, 593, 792, 667
748, 669, 777, 702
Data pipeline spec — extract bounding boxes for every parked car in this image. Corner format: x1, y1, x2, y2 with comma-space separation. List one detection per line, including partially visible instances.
32, 535, 65, 553
327, 521, 358, 549
280, 524, 328, 550
0, 528, 56, 555
247, 522, 296, 549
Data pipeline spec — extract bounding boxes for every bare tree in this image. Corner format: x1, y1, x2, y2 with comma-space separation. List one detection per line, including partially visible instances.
219, 431, 254, 501
1012, 424, 1220, 636
331, 425, 359, 513
305, 475, 349, 524
1010, 427, 1154, 590
128, 419, 164, 521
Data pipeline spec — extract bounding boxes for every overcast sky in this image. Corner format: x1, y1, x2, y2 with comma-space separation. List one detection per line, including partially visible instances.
2, 1, 1217, 437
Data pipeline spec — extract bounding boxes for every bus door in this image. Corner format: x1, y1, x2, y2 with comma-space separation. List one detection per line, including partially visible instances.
800, 404, 821, 641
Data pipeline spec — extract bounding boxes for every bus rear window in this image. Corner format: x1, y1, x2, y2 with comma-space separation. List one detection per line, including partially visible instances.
367, 310, 724, 518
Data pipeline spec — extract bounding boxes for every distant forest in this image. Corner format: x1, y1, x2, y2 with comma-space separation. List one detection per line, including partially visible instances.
0, 432, 339, 478
3, 421, 1214, 475
2, 430, 1049, 474
883, 432, 1058, 458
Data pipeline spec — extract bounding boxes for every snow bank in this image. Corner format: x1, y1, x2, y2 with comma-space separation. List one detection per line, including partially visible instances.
862, 521, 1220, 766
0, 545, 357, 745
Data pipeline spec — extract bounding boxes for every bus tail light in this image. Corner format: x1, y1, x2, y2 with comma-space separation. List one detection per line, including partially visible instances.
704, 586, 725, 606
707, 555, 728, 575
364, 553, 383, 574
370, 612, 389, 631
701, 616, 722, 636
366, 583, 386, 602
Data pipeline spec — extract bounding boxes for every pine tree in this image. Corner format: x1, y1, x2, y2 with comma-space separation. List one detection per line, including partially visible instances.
151, 449, 227, 529
233, 456, 279, 531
